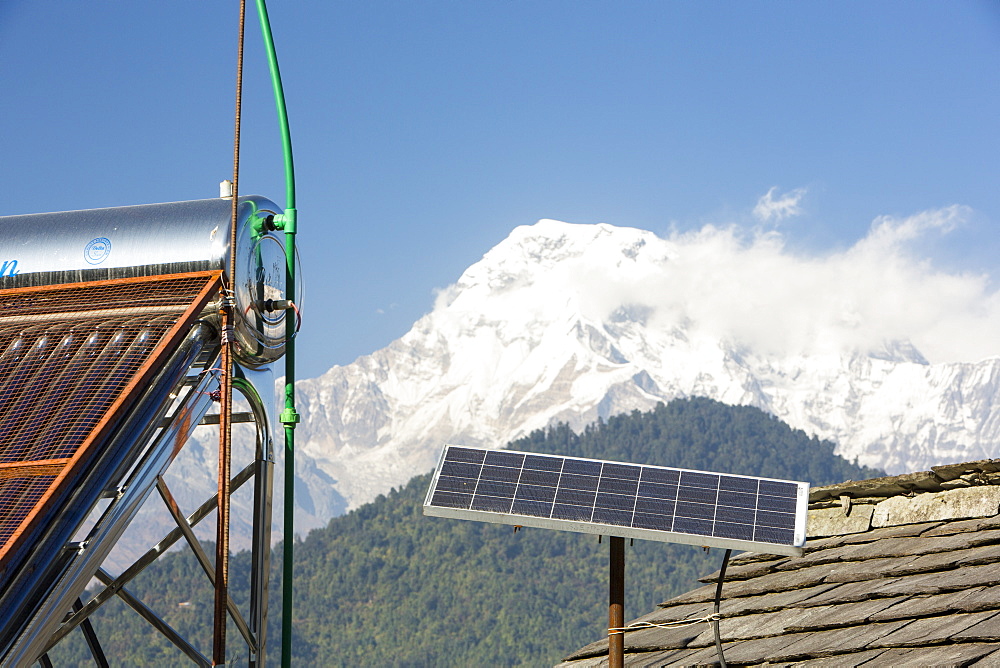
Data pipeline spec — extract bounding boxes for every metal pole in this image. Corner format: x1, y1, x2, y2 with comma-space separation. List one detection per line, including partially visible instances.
237, 378, 274, 668
216, 3, 247, 663
253, 2, 300, 664
609, 536, 625, 668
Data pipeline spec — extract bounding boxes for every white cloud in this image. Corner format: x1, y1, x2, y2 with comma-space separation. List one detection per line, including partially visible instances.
855, 204, 965, 254
753, 186, 806, 223
443, 206, 997, 365
640, 205, 996, 363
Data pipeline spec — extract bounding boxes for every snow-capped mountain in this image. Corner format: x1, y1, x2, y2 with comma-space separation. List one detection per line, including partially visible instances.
291, 219, 1000, 517
109, 216, 999, 565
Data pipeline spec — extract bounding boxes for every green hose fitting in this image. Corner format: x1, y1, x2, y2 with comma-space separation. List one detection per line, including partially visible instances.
272, 208, 297, 234
250, 211, 270, 240
279, 407, 301, 425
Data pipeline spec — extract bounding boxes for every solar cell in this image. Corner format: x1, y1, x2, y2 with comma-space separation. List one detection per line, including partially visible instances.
424, 445, 809, 556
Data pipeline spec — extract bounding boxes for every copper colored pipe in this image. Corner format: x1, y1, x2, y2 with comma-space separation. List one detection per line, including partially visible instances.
609, 536, 625, 668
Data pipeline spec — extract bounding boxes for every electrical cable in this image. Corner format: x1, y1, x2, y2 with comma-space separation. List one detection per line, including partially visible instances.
712, 549, 732, 668
609, 613, 722, 635
609, 547, 732, 662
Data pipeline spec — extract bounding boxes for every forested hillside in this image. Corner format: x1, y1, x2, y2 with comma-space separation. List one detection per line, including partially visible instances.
48, 398, 880, 666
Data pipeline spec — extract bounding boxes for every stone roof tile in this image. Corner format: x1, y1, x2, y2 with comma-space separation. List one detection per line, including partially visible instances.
719, 582, 840, 617
852, 643, 1000, 667
768, 619, 914, 661
878, 610, 1000, 647
781, 596, 909, 633
795, 578, 905, 608
867, 586, 1000, 622
835, 520, 942, 543
787, 647, 888, 666
790, 643, 1000, 667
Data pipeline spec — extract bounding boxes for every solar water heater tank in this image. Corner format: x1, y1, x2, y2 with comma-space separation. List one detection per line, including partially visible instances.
1, 195, 293, 366
0, 195, 291, 663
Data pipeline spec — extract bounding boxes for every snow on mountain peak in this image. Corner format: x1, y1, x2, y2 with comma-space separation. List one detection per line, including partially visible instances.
445, 219, 933, 364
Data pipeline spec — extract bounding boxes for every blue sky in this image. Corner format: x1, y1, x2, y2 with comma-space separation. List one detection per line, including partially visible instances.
2, 1, 998, 378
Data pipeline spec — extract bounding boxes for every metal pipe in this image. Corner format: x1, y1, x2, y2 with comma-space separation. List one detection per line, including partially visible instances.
609, 536, 625, 668
253, 3, 300, 666
255, 0, 295, 213
233, 377, 274, 668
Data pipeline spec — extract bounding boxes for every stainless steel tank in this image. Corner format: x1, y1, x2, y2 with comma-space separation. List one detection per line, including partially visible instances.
0, 195, 291, 367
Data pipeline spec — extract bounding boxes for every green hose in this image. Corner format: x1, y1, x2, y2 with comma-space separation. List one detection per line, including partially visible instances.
254, 2, 299, 667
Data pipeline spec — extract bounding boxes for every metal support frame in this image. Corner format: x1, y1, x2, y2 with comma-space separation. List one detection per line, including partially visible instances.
33, 365, 275, 666
72, 598, 109, 668
94, 568, 209, 667
609, 536, 625, 668
158, 477, 256, 652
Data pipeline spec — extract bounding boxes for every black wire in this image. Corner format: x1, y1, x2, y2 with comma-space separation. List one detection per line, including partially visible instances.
712, 549, 732, 668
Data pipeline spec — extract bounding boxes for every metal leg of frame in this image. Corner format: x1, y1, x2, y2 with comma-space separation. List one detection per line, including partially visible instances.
73, 598, 109, 668
94, 569, 211, 668
155, 478, 256, 653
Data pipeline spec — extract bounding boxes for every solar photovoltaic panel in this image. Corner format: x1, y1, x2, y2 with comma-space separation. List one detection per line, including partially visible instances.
423, 445, 809, 556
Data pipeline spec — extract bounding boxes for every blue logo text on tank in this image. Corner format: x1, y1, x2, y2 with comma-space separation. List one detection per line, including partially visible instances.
84, 237, 112, 265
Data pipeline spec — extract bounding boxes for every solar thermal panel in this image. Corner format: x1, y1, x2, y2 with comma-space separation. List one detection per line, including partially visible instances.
0, 272, 222, 569
423, 445, 809, 556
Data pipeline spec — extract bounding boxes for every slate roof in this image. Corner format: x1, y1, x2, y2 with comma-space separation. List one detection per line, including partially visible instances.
557, 460, 1000, 667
